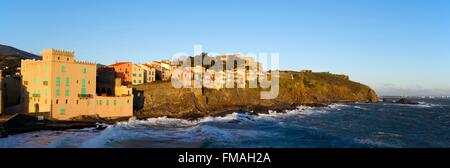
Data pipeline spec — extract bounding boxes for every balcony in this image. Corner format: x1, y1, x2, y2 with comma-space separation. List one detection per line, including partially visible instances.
78, 94, 93, 99
32, 94, 40, 98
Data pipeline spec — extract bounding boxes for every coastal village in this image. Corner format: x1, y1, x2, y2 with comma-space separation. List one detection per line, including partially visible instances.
0, 48, 265, 130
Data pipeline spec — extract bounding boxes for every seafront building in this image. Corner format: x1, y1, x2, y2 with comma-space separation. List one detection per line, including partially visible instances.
20, 49, 133, 120
110, 62, 145, 85
96, 66, 133, 96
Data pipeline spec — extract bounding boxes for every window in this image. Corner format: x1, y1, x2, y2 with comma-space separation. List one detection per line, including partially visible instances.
82, 67, 87, 73
133, 73, 136, 77
56, 77, 61, 86
139, 74, 142, 77
99, 100, 102, 105
56, 99, 59, 104
24, 81, 28, 85
65, 99, 68, 104
60, 108, 65, 115
114, 100, 117, 105
61, 65, 66, 72
139, 80, 142, 83
81, 78, 87, 95
65, 89, 70, 96
106, 100, 109, 105
56, 89, 60, 96
66, 77, 70, 86
133, 80, 136, 83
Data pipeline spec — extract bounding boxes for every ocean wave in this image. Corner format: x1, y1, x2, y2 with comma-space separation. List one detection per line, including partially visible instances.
0, 104, 342, 148
113, 105, 330, 130
386, 102, 438, 108
77, 105, 336, 148
327, 103, 351, 110
353, 138, 396, 147
353, 106, 368, 110
0, 129, 98, 148
417, 101, 440, 108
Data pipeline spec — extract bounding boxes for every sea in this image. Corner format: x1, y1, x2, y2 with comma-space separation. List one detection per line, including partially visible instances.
1, 98, 449, 148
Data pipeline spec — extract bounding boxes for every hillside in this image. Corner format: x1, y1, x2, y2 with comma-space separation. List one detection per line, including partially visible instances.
0, 44, 41, 72
133, 71, 379, 119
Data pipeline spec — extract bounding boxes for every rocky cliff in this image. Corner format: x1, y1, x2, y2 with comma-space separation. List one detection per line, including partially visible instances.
133, 71, 378, 119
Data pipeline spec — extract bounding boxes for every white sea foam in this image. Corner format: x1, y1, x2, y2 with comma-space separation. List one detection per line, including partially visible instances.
76, 105, 336, 148
353, 106, 368, 110
388, 102, 438, 108
417, 101, 440, 108
0, 129, 99, 148
354, 138, 396, 148
327, 103, 350, 110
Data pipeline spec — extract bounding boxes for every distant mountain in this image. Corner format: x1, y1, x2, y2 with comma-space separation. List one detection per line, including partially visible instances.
0, 44, 41, 76
0, 44, 41, 59
0, 44, 41, 69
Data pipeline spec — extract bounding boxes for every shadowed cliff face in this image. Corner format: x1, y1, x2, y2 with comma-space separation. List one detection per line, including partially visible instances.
133, 71, 379, 119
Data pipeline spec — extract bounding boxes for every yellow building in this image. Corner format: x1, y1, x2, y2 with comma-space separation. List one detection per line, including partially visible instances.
21, 49, 133, 120
131, 63, 144, 85
137, 64, 156, 83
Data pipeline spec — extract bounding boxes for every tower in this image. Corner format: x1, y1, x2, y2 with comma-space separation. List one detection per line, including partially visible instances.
42, 49, 75, 62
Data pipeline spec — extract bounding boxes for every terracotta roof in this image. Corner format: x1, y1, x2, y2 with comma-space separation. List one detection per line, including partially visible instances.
110, 62, 132, 66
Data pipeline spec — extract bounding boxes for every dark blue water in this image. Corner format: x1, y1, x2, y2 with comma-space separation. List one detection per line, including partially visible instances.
1, 98, 449, 148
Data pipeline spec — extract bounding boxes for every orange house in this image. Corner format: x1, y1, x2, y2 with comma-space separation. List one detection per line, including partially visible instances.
110, 62, 144, 85
110, 62, 132, 85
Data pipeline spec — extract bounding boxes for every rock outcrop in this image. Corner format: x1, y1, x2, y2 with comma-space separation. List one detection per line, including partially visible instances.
395, 98, 419, 105
133, 71, 379, 119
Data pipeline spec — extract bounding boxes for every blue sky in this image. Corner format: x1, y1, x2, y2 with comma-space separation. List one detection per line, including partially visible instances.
1, 0, 449, 96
